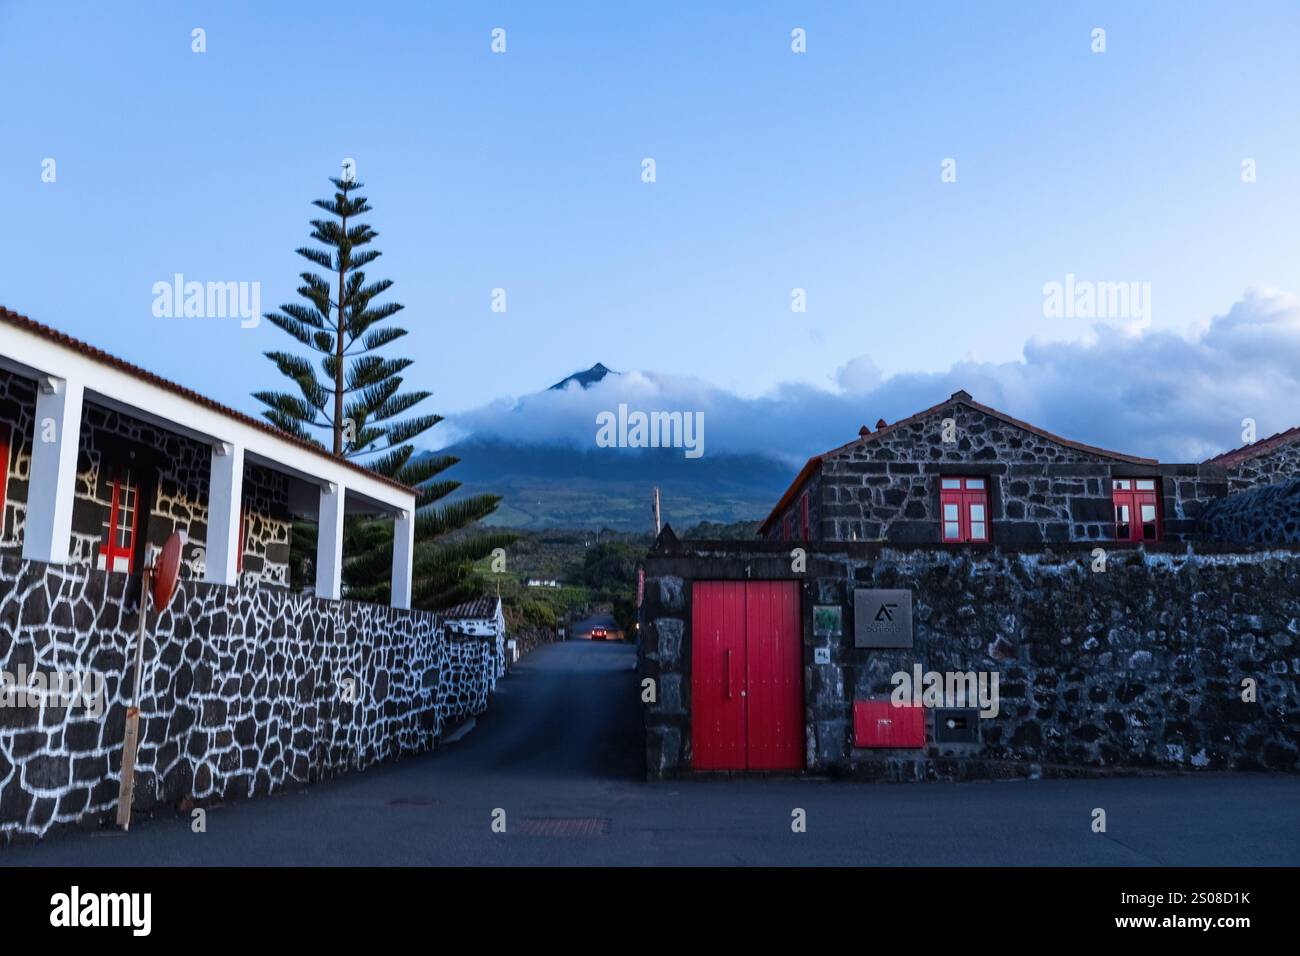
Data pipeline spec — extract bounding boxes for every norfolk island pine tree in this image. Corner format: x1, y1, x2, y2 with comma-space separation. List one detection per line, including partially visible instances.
253, 174, 513, 607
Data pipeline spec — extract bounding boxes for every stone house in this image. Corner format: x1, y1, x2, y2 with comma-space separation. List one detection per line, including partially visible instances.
759, 390, 1295, 547
0, 306, 416, 605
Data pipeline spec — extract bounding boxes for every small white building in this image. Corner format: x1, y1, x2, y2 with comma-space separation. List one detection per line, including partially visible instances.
442, 594, 508, 671
0, 307, 416, 607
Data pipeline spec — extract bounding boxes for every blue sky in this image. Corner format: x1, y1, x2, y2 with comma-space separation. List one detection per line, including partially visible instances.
3, 1, 1299, 459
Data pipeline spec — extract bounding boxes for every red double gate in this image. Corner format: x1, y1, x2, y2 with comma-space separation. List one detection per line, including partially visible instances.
691, 581, 804, 771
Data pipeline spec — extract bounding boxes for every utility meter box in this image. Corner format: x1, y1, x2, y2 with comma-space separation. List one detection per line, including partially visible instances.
853, 700, 926, 748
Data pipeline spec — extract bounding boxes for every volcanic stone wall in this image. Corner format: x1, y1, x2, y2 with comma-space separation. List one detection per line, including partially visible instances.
0, 556, 502, 843
640, 536, 1300, 780
237, 465, 292, 589
1199, 479, 1300, 545
1226, 436, 1300, 492
1159, 463, 1230, 540
442, 632, 496, 725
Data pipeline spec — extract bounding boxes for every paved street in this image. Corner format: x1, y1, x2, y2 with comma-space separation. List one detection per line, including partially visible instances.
3, 640, 1298, 866
570, 611, 624, 640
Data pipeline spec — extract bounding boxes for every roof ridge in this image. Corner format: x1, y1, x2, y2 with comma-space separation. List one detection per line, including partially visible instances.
1204, 424, 1300, 465
757, 391, 1157, 533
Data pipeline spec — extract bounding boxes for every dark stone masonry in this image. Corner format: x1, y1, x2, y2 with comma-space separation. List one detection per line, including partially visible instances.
1199, 479, 1300, 545
761, 391, 1245, 546
639, 535, 1300, 780
1217, 428, 1300, 492
0, 556, 503, 843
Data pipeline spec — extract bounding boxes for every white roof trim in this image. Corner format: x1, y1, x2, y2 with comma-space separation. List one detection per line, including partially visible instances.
0, 322, 415, 515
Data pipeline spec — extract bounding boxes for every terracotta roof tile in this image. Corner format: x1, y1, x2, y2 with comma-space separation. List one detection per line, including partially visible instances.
1203, 425, 1300, 467
441, 595, 501, 620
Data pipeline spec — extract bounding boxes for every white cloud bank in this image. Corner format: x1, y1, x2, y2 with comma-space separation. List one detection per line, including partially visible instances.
442, 290, 1300, 465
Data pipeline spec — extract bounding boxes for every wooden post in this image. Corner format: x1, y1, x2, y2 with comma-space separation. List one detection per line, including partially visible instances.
116, 568, 151, 831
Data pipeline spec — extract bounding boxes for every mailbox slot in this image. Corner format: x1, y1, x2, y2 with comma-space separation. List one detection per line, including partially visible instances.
933, 707, 981, 744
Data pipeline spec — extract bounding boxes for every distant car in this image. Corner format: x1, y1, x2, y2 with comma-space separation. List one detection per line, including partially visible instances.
590, 627, 608, 640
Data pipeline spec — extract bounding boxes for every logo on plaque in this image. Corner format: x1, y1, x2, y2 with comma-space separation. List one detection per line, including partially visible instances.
854, 589, 913, 648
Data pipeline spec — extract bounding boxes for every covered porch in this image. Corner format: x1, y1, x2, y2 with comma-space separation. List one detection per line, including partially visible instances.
0, 308, 416, 608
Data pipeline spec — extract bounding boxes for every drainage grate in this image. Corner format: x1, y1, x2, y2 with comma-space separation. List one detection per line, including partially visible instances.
516, 816, 610, 837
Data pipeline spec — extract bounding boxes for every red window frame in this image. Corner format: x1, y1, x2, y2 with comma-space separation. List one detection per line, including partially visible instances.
800, 492, 810, 540
97, 468, 140, 573
1112, 478, 1161, 542
0, 422, 10, 531
782, 513, 793, 541
939, 476, 990, 543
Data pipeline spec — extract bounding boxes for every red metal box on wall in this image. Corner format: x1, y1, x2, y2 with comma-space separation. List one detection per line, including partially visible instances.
853, 700, 926, 748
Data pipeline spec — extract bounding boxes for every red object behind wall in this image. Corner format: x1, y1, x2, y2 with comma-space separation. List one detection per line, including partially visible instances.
691, 580, 803, 771
854, 700, 927, 747
152, 531, 185, 609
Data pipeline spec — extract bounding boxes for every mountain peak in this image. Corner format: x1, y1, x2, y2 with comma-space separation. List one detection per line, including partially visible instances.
549, 362, 617, 391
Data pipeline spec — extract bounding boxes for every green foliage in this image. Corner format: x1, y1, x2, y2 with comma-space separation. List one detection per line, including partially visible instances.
580, 541, 644, 591
259, 175, 509, 609
254, 176, 435, 464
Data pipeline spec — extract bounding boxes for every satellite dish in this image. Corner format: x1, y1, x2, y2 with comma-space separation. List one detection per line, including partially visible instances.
152, 531, 185, 609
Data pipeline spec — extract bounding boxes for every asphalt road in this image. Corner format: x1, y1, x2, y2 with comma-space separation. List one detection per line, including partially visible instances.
3, 640, 1298, 866
570, 611, 623, 640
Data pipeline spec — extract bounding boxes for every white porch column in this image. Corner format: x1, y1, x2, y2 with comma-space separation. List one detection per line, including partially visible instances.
22, 375, 84, 564
204, 442, 244, 585
391, 509, 414, 609
315, 481, 346, 600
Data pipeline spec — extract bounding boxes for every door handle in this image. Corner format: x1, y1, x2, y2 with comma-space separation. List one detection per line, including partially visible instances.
725, 648, 733, 700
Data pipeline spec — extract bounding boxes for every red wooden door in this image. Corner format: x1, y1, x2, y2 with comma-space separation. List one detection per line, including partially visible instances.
691, 581, 748, 770
745, 581, 803, 769
691, 580, 804, 771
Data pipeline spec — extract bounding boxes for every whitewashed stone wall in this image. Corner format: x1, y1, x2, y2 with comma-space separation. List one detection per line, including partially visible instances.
0, 557, 503, 843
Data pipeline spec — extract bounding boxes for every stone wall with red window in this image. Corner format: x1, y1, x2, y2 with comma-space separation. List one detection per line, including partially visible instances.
814, 400, 1130, 546
70, 402, 213, 574
766, 471, 824, 544
73, 405, 293, 587
763, 400, 1258, 546
0, 369, 291, 588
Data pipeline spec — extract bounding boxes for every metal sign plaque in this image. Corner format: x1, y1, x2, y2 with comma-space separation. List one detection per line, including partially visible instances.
853, 589, 913, 648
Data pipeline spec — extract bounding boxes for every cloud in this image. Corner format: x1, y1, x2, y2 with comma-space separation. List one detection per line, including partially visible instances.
441, 290, 1300, 464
